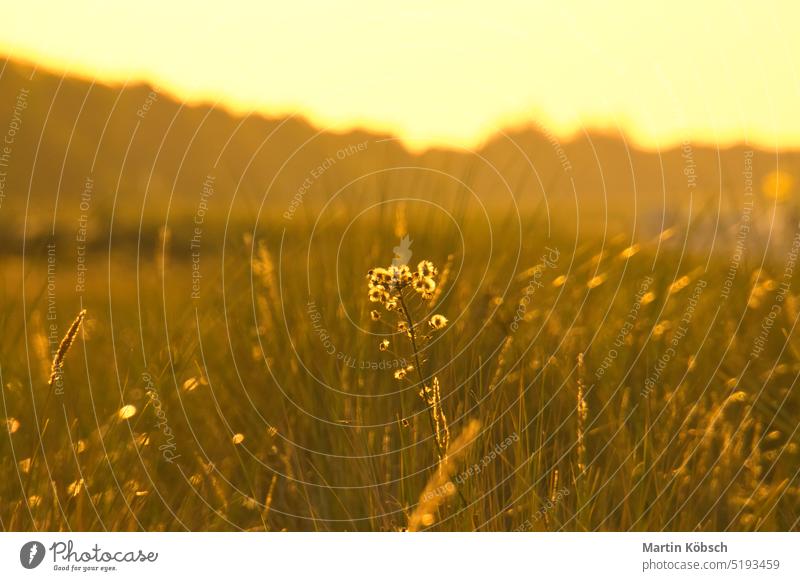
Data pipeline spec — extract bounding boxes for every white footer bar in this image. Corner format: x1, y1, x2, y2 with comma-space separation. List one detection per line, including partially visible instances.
1, 533, 797, 580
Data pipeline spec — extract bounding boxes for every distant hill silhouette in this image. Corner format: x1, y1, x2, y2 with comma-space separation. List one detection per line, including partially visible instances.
0, 56, 797, 253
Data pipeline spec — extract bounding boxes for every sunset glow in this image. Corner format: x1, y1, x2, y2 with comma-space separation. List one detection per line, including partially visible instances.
1, 1, 799, 149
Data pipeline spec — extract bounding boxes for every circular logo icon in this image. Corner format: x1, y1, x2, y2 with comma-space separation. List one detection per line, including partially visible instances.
19, 541, 45, 569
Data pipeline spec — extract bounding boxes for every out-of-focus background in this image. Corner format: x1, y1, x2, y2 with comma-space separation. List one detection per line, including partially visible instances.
1, 1, 800, 532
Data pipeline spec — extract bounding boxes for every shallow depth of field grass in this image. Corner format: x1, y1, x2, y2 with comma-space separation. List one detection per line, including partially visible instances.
2, 204, 800, 532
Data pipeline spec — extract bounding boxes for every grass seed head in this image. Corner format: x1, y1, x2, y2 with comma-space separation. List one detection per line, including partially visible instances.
48, 309, 87, 387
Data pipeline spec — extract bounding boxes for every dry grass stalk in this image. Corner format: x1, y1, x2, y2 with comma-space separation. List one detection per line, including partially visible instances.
262, 473, 278, 528
253, 238, 279, 309
430, 253, 453, 305
576, 353, 588, 475
48, 309, 87, 387
421, 377, 450, 463
407, 418, 480, 531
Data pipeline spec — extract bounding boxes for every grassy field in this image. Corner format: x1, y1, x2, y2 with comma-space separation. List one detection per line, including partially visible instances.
2, 203, 800, 532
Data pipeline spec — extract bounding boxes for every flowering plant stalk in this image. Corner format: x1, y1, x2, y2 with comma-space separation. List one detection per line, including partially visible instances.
366, 260, 457, 475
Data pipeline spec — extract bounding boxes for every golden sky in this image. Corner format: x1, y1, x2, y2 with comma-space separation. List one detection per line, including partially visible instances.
2, 0, 799, 150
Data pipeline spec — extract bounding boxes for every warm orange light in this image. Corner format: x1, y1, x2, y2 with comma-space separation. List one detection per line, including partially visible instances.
1, 0, 799, 151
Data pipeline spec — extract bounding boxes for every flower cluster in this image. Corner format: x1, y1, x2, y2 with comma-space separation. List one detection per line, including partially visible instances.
367, 260, 439, 306
366, 259, 449, 375
364, 255, 454, 472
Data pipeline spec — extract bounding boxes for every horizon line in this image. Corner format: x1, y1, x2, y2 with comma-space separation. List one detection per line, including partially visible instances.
2, 51, 797, 157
